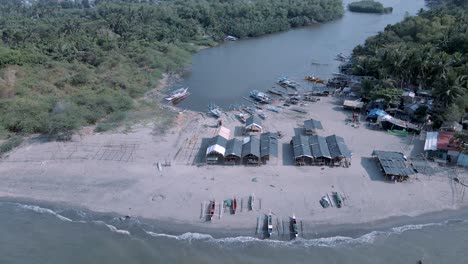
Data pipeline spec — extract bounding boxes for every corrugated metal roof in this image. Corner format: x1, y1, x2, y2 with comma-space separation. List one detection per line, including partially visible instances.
326, 135, 351, 158
242, 136, 260, 158
372, 150, 415, 177
291, 135, 312, 158
260, 132, 278, 157
206, 135, 228, 156
424, 132, 438, 151
225, 138, 242, 157
304, 119, 323, 131
246, 115, 262, 127
309, 135, 331, 159
437, 131, 459, 151
343, 100, 364, 109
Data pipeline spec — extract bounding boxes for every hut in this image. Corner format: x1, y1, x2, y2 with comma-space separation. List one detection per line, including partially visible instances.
326, 135, 351, 167
343, 100, 364, 111
440, 121, 463, 132
291, 135, 313, 166
304, 119, 323, 135
245, 115, 263, 133
372, 150, 415, 182
260, 132, 278, 164
242, 136, 261, 165
309, 135, 331, 165
206, 135, 228, 164
224, 138, 243, 165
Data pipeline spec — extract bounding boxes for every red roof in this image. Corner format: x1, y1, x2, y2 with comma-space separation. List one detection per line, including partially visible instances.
437, 131, 459, 151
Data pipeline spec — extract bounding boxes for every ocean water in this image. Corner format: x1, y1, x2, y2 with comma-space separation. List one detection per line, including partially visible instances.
1, 201, 467, 264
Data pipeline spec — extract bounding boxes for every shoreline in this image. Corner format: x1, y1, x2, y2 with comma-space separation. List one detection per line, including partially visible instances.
1, 195, 468, 240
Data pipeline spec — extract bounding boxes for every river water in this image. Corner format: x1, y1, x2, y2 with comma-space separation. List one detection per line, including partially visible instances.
174, 0, 426, 112
7, 1, 467, 264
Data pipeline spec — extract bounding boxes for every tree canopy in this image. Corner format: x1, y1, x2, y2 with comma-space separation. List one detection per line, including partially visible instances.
0, 0, 344, 139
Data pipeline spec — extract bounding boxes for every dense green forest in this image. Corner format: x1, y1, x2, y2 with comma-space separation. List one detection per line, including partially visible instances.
0, 0, 344, 140
351, 0, 468, 125
348, 0, 393, 14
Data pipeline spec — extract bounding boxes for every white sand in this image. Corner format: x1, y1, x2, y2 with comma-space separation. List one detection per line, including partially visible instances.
1, 96, 467, 231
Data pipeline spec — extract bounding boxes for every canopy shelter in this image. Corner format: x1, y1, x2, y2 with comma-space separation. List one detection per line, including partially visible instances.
206, 135, 228, 164
366, 108, 387, 120
242, 136, 261, 165
309, 135, 331, 165
245, 115, 263, 133
326, 135, 351, 167
225, 138, 243, 165
372, 150, 415, 182
304, 119, 323, 135
260, 132, 278, 163
291, 135, 313, 166
343, 100, 364, 110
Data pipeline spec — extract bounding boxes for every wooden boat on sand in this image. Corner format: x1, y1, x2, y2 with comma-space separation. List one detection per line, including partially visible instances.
209, 199, 216, 220
291, 214, 299, 238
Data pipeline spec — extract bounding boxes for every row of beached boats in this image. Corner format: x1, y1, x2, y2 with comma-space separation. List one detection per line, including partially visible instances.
319, 192, 343, 208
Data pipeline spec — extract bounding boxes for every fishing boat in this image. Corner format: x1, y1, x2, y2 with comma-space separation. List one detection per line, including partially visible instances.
237, 113, 247, 123
267, 212, 273, 237
209, 199, 216, 220
332, 192, 343, 208
291, 214, 299, 238
249, 90, 272, 104
243, 107, 256, 115
267, 105, 280, 113
249, 194, 255, 210
165, 87, 189, 101
267, 89, 284, 96
208, 103, 222, 118
232, 197, 237, 214
305, 76, 326, 83
277, 77, 299, 89
258, 112, 267, 120
320, 196, 331, 208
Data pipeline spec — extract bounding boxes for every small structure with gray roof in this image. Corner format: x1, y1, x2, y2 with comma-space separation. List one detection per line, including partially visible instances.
224, 138, 243, 165
309, 135, 331, 165
372, 150, 415, 181
326, 135, 351, 167
245, 115, 263, 133
206, 135, 228, 164
260, 132, 278, 164
242, 136, 261, 165
304, 119, 323, 135
291, 135, 313, 166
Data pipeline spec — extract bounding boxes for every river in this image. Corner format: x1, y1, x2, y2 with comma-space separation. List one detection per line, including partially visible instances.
173, 0, 426, 112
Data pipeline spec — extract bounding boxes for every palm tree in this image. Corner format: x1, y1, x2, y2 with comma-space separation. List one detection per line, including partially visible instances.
433, 70, 466, 107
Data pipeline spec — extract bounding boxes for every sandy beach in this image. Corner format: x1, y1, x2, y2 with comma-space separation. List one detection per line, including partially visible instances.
1, 95, 467, 234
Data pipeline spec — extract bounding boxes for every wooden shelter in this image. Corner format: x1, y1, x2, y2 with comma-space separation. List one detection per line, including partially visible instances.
304, 119, 323, 135
245, 115, 263, 133
372, 150, 415, 182
260, 132, 278, 164
242, 136, 261, 165
309, 135, 331, 165
291, 135, 313, 166
224, 138, 243, 165
206, 135, 228, 164
326, 135, 351, 167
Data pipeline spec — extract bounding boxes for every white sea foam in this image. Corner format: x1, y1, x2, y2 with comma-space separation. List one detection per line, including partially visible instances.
18, 204, 73, 222
95, 221, 131, 235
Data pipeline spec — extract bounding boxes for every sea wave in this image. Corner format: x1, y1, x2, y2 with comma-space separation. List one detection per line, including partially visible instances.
18, 204, 73, 222
95, 221, 131, 235
143, 220, 462, 248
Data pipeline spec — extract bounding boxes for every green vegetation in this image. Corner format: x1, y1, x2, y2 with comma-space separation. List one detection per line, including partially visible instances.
0, 0, 345, 140
348, 0, 393, 14
351, 1, 468, 126
0, 136, 23, 155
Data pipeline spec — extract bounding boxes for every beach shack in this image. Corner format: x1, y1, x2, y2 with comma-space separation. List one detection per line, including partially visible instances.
304, 119, 323, 135
372, 150, 415, 182
309, 135, 331, 165
206, 135, 228, 164
260, 132, 278, 164
245, 115, 263, 133
291, 135, 313, 166
440, 121, 463, 132
224, 138, 243, 165
326, 135, 351, 167
424, 131, 461, 164
242, 136, 261, 165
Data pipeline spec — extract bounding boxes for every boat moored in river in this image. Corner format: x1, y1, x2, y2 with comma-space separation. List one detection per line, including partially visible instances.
165, 87, 190, 101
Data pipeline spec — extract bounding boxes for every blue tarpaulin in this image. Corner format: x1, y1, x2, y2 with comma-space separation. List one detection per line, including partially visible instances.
367, 108, 387, 119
